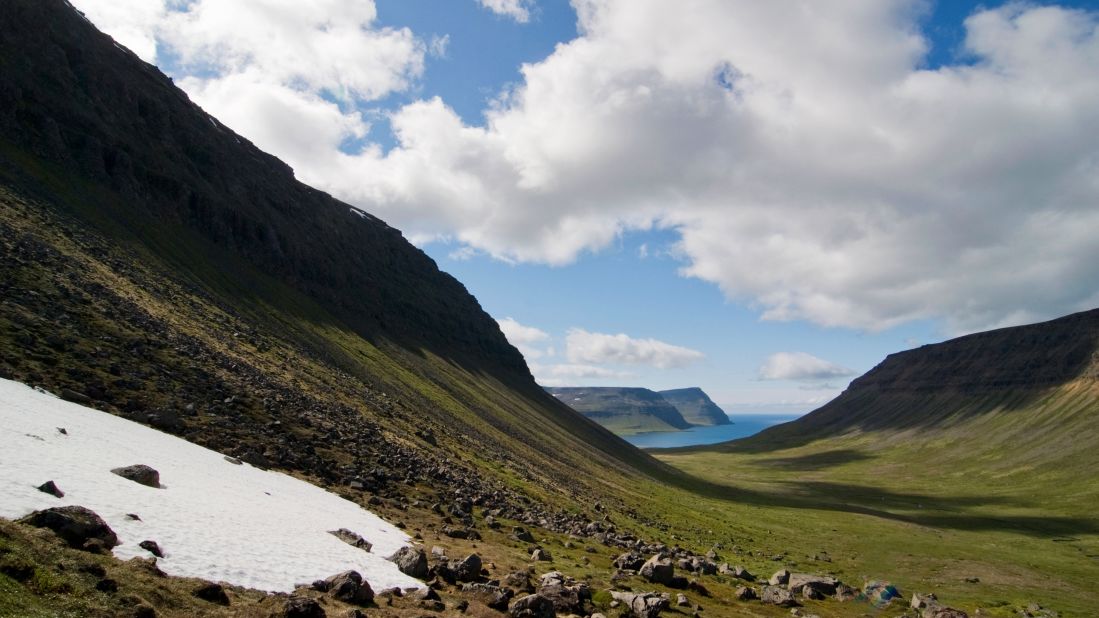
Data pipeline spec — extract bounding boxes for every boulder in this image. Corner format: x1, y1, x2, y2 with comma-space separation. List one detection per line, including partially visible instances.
139, 540, 164, 558
639, 555, 675, 585
511, 527, 536, 543
328, 528, 372, 552
388, 547, 429, 579
733, 586, 757, 601
787, 573, 838, 597
768, 569, 790, 586
325, 571, 373, 606
18, 506, 118, 551
732, 565, 755, 581
509, 593, 555, 618
537, 571, 588, 614
676, 593, 689, 607
761, 585, 798, 607
453, 553, 483, 583
503, 571, 535, 593
193, 582, 230, 605
281, 595, 326, 618
36, 480, 64, 498
610, 591, 670, 618
463, 583, 513, 611
110, 464, 160, 488
531, 548, 551, 561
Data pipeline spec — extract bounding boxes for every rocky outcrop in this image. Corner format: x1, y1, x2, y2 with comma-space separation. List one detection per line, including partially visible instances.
610, 591, 670, 618
509, 593, 555, 618
388, 547, 429, 579
328, 528, 371, 552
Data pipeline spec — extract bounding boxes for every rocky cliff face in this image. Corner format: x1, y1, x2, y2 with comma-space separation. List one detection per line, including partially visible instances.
547, 387, 694, 434
0, 0, 528, 383
659, 387, 730, 426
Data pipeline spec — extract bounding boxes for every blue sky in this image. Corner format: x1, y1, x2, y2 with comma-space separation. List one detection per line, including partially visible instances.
75, 0, 1099, 412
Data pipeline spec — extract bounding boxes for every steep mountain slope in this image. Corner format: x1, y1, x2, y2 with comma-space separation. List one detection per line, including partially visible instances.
658, 387, 730, 426
0, 0, 672, 509
546, 387, 693, 434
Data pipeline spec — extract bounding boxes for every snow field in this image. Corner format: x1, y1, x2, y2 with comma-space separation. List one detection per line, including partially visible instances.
0, 378, 424, 592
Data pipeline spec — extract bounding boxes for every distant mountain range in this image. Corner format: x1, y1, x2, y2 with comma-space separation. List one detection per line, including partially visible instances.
546, 386, 730, 435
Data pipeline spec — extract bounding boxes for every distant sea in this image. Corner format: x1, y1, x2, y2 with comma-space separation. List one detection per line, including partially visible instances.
623, 413, 802, 449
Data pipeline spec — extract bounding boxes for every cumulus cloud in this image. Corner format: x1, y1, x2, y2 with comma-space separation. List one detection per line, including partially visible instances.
565, 329, 704, 369
72, 0, 166, 62
759, 352, 855, 382
477, 0, 533, 23
73, 1, 1099, 333
530, 363, 634, 387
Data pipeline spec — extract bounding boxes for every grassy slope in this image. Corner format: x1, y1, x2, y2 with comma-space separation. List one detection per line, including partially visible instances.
653, 381, 1099, 616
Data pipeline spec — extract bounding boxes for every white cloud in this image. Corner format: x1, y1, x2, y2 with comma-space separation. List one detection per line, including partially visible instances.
477, 0, 533, 23
72, 1, 1099, 334
530, 363, 634, 387
71, 0, 166, 62
565, 329, 703, 369
497, 317, 551, 360
759, 352, 855, 382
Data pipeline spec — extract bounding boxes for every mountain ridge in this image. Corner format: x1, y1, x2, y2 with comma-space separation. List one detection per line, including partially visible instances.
658, 387, 731, 426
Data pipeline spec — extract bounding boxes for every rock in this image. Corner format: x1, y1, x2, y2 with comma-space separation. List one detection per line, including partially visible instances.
676, 593, 689, 607
325, 570, 374, 605
193, 582, 230, 605
463, 583, 513, 611
610, 591, 670, 618
686, 580, 709, 597
454, 553, 483, 583
927, 609, 968, 618
834, 583, 857, 602
388, 546, 429, 579
281, 595, 326, 618
732, 565, 754, 581
511, 526, 536, 543
768, 569, 790, 586
734, 586, 757, 601
761, 586, 798, 607
531, 548, 551, 561
224, 456, 242, 465
329, 528, 372, 552
863, 581, 901, 607
503, 570, 535, 593
36, 480, 64, 498
614, 552, 645, 571
537, 571, 588, 614
110, 464, 160, 488
18, 506, 118, 551
639, 555, 675, 585
509, 593, 555, 618
787, 573, 838, 597
139, 540, 164, 558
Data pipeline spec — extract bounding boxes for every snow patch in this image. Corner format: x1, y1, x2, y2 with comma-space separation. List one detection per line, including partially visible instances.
0, 378, 423, 593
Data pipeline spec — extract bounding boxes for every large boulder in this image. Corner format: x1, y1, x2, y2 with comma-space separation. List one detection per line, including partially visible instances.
509, 593, 555, 618
325, 570, 373, 606
610, 591, 670, 618
110, 464, 161, 488
761, 585, 798, 607
18, 506, 118, 551
387, 547, 429, 579
787, 573, 838, 597
639, 555, 675, 585
768, 569, 790, 586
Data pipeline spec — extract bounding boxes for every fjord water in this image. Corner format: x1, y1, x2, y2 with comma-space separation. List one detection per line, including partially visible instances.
624, 413, 802, 448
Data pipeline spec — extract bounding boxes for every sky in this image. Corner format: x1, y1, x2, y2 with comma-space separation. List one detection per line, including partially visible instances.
71, 0, 1099, 413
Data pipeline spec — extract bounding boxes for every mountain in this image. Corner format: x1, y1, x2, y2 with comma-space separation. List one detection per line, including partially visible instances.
658, 387, 730, 426
546, 387, 694, 434
732, 307, 1099, 450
